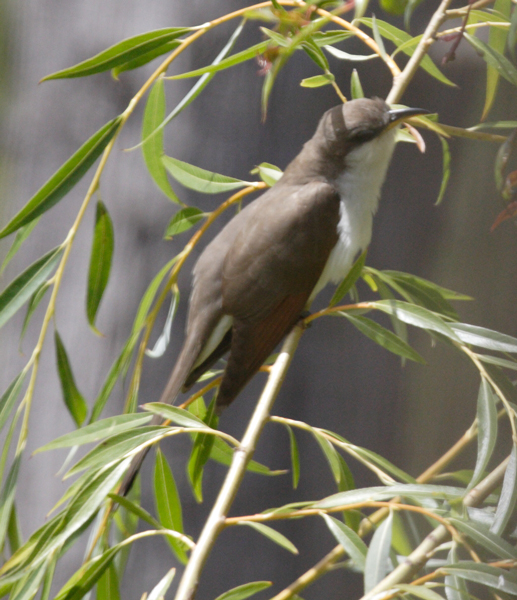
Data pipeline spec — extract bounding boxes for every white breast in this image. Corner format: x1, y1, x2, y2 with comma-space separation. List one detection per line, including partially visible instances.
311, 128, 398, 300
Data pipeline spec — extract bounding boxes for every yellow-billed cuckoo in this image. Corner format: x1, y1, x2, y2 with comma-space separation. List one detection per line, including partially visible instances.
120, 97, 427, 493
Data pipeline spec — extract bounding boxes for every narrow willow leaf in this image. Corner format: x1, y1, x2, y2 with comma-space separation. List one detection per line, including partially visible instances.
20, 281, 50, 343
0, 246, 62, 329
468, 379, 498, 490
250, 162, 283, 187
448, 517, 516, 559
143, 403, 209, 429
436, 136, 451, 205
451, 322, 517, 353
42, 28, 191, 80
359, 18, 455, 86
342, 443, 417, 484
260, 27, 290, 47
355, 0, 370, 19
87, 201, 114, 332
136, 20, 246, 151
188, 402, 218, 502
0, 372, 26, 433
301, 40, 329, 71
112, 40, 181, 78
491, 444, 517, 535
147, 568, 176, 600
510, 4, 517, 60
312, 31, 353, 47
371, 14, 388, 62
238, 522, 298, 554
96, 563, 120, 600
65, 427, 164, 477
445, 545, 469, 600
168, 40, 270, 80
209, 437, 283, 476
316, 484, 464, 509
108, 493, 162, 530
465, 33, 517, 87
54, 331, 88, 427
482, 0, 511, 119
142, 76, 180, 203
7, 504, 23, 554
0, 455, 21, 552
313, 431, 342, 484
162, 156, 252, 194
36, 414, 152, 453
9, 559, 47, 600
350, 69, 364, 99
145, 286, 179, 359
214, 581, 272, 600
325, 46, 377, 61
379, 270, 471, 301
164, 207, 205, 237
39, 556, 56, 600
286, 426, 300, 489
364, 511, 393, 592
395, 585, 445, 600
330, 250, 367, 307
0, 118, 121, 238
443, 562, 517, 594
321, 514, 367, 570
371, 300, 460, 341
154, 449, 187, 563
300, 73, 335, 88
344, 314, 425, 364
477, 353, 517, 370
0, 218, 39, 275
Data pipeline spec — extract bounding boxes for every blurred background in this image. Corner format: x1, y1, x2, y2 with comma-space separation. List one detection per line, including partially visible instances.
1, 1, 516, 598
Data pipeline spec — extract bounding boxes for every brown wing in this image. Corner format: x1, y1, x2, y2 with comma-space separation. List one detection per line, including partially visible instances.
216, 181, 340, 409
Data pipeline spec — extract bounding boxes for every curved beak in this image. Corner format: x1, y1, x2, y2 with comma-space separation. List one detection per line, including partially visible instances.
387, 106, 430, 130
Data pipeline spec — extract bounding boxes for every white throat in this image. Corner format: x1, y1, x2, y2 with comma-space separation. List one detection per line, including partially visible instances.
311, 128, 398, 299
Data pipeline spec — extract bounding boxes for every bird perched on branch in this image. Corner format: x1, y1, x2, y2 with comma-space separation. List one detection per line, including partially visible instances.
120, 97, 427, 494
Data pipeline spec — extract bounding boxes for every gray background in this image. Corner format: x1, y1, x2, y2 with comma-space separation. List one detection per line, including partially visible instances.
1, 1, 516, 598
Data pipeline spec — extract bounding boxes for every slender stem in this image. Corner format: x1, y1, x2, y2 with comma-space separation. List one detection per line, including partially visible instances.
387, 0, 454, 105
359, 457, 510, 600
446, 0, 496, 18
174, 323, 305, 600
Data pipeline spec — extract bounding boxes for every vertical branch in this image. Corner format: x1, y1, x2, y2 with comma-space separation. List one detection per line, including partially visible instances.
174, 323, 305, 600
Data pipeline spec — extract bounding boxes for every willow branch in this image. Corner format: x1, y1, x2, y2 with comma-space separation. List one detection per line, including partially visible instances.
360, 456, 510, 600
174, 323, 305, 600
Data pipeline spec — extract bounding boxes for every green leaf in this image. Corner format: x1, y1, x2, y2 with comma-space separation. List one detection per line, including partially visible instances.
0, 372, 26, 434
465, 33, 517, 87
491, 444, 517, 535
436, 136, 451, 205
208, 437, 283, 476
154, 449, 187, 564
20, 281, 50, 343
168, 40, 271, 80
187, 402, 218, 501
238, 522, 298, 554
0, 246, 62, 329
42, 28, 191, 80
86, 201, 114, 333
145, 286, 180, 358
350, 69, 364, 99
260, 27, 290, 48
287, 426, 300, 489
0, 218, 39, 276
162, 155, 252, 194
326, 45, 377, 61
7, 504, 23, 554
477, 353, 517, 371
250, 162, 283, 187
369, 300, 460, 341
344, 314, 425, 364
96, 563, 120, 600
55, 331, 88, 427
395, 585, 446, 600
301, 40, 330, 71
468, 379, 498, 490
364, 511, 393, 592
142, 76, 181, 203
214, 581, 272, 600
8, 559, 47, 600
0, 118, 121, 238
448, 517, 516, 560
315, 484, 465, 509
112, 40, 182, 78
312, 31, 353, 47
313, 431, 342, 485
143, 403, 210, 429
442, 562, 517, 595
0, 456, 21, 553
164, 207, 206, 237
321, 514, 367, 570
482, 0, 511, 119
330, 250, 367, 307
371, 14, 388, 62
300, 73, 335, 88
147, 568, 176, 600
451, 322, 517, 353
359, 18, 455, 86
36, 413, 152, 452
445, 545, 469, 600
509, 4, 517, 60
355, 0, 370, 19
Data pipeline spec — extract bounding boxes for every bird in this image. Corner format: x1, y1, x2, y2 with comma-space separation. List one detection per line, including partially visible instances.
119, 97, 427, 494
